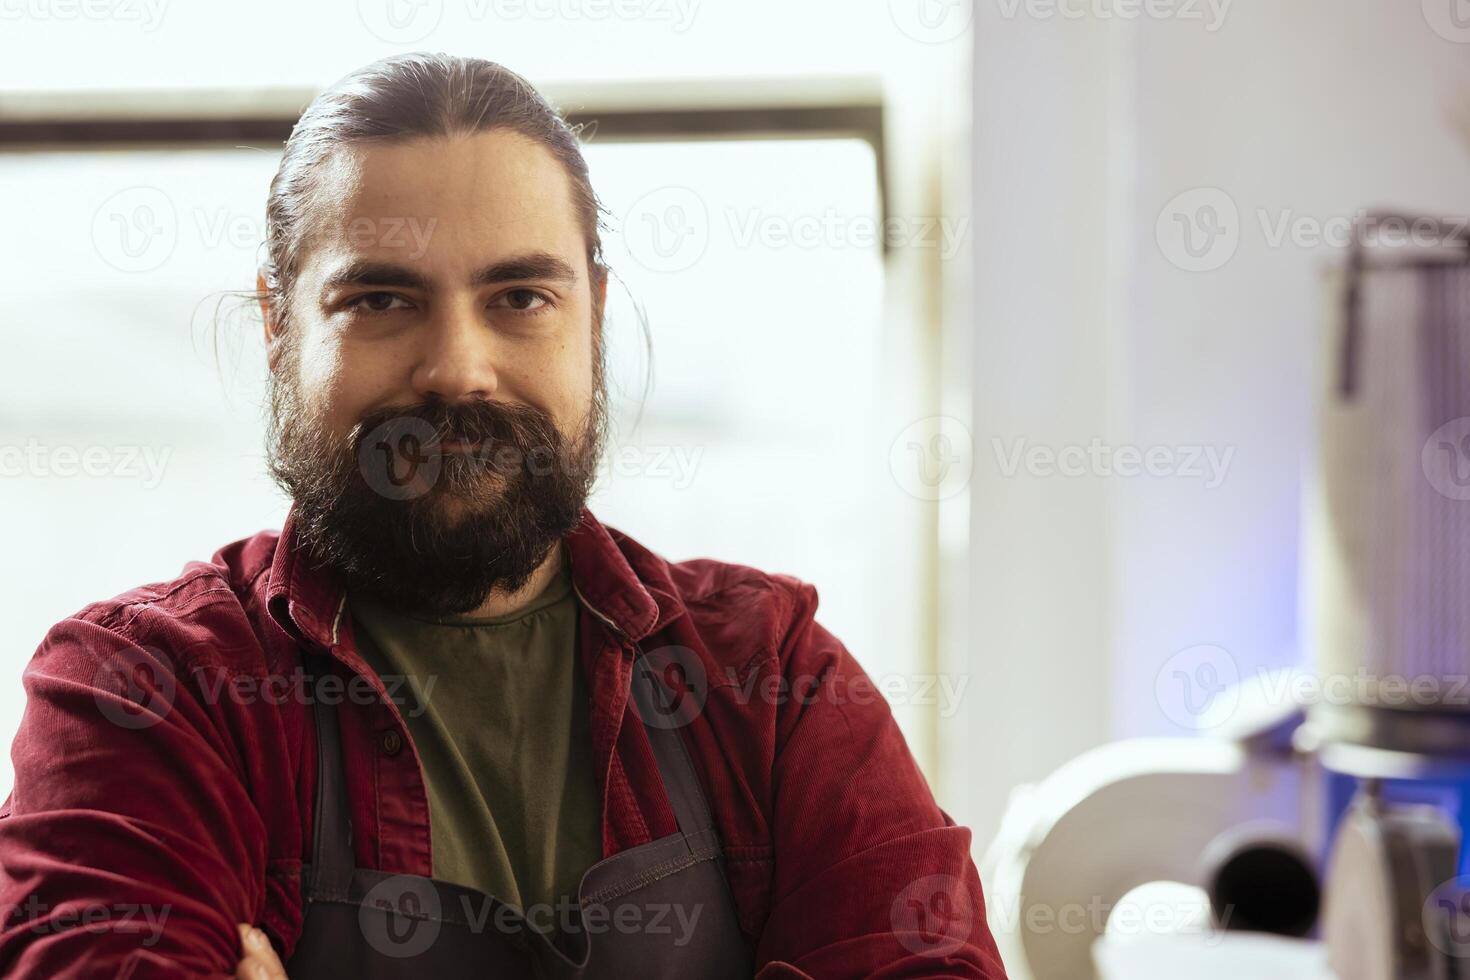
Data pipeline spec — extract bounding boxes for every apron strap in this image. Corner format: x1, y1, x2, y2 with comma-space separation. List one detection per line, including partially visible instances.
302, 642, 720, 898
630, 646, 719, 841
305, 649, 356, 899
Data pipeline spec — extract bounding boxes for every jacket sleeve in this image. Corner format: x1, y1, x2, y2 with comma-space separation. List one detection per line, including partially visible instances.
752, 583, 1009, 979
0, 617, 260, 978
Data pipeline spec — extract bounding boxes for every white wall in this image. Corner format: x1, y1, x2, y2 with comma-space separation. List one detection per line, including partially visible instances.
955, 0, 1116, 852
1117, 0, 1470, 740
956, 0, 1470, 852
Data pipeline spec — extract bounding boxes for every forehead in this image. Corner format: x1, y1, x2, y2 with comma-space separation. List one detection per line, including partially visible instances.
304, 129, 584, 272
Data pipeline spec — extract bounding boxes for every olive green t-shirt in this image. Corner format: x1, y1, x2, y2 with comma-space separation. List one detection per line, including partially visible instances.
347, 549, 601, 924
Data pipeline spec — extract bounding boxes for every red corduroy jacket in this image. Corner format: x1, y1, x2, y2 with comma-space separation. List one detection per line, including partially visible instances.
0, 503, 1007, 978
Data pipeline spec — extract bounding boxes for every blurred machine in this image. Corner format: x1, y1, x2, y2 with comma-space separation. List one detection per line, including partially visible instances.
983, 214, 1470, 980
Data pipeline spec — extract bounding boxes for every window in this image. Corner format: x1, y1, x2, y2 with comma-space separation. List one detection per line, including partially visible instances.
0, 107, 929, 796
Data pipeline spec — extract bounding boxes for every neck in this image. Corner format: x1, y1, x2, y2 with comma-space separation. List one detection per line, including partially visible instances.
458, 539, 567, 619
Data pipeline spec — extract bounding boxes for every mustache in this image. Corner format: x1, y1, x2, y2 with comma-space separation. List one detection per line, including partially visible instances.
353, 399, 560, 458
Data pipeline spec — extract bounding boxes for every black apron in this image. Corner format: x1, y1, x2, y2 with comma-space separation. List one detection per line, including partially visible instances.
285, 646, 753, 978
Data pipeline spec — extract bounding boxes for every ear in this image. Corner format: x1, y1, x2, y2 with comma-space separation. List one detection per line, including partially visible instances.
258, 272, 283, 372
594, 269, 609, 319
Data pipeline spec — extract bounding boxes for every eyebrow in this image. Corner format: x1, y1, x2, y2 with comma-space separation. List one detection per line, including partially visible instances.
321, 251, 580, 293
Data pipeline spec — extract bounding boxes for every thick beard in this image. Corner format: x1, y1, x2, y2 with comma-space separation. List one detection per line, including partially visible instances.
264, 348, 608, 617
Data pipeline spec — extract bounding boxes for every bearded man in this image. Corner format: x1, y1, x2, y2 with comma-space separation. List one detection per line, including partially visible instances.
0, 53, 1008, 980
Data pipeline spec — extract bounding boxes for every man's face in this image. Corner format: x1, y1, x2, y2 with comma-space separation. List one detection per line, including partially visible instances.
264, 128, 609, 615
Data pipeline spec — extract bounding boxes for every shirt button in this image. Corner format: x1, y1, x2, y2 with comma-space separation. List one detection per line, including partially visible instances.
380, 729, 404, 756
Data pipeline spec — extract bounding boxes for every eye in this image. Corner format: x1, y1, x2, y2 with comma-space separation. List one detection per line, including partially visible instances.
347, 291, 412, 314
494, 288, 552, 314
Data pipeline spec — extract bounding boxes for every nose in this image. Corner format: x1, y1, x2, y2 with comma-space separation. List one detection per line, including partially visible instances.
409, 298, 500, 403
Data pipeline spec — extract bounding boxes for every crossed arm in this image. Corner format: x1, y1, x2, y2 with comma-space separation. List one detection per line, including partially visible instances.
0, 601, 1008, 978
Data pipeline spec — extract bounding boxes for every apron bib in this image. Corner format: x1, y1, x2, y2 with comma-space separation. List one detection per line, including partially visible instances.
285, 646, 753, 979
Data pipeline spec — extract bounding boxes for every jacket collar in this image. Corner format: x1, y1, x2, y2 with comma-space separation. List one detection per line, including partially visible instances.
265, 502, 674, 649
